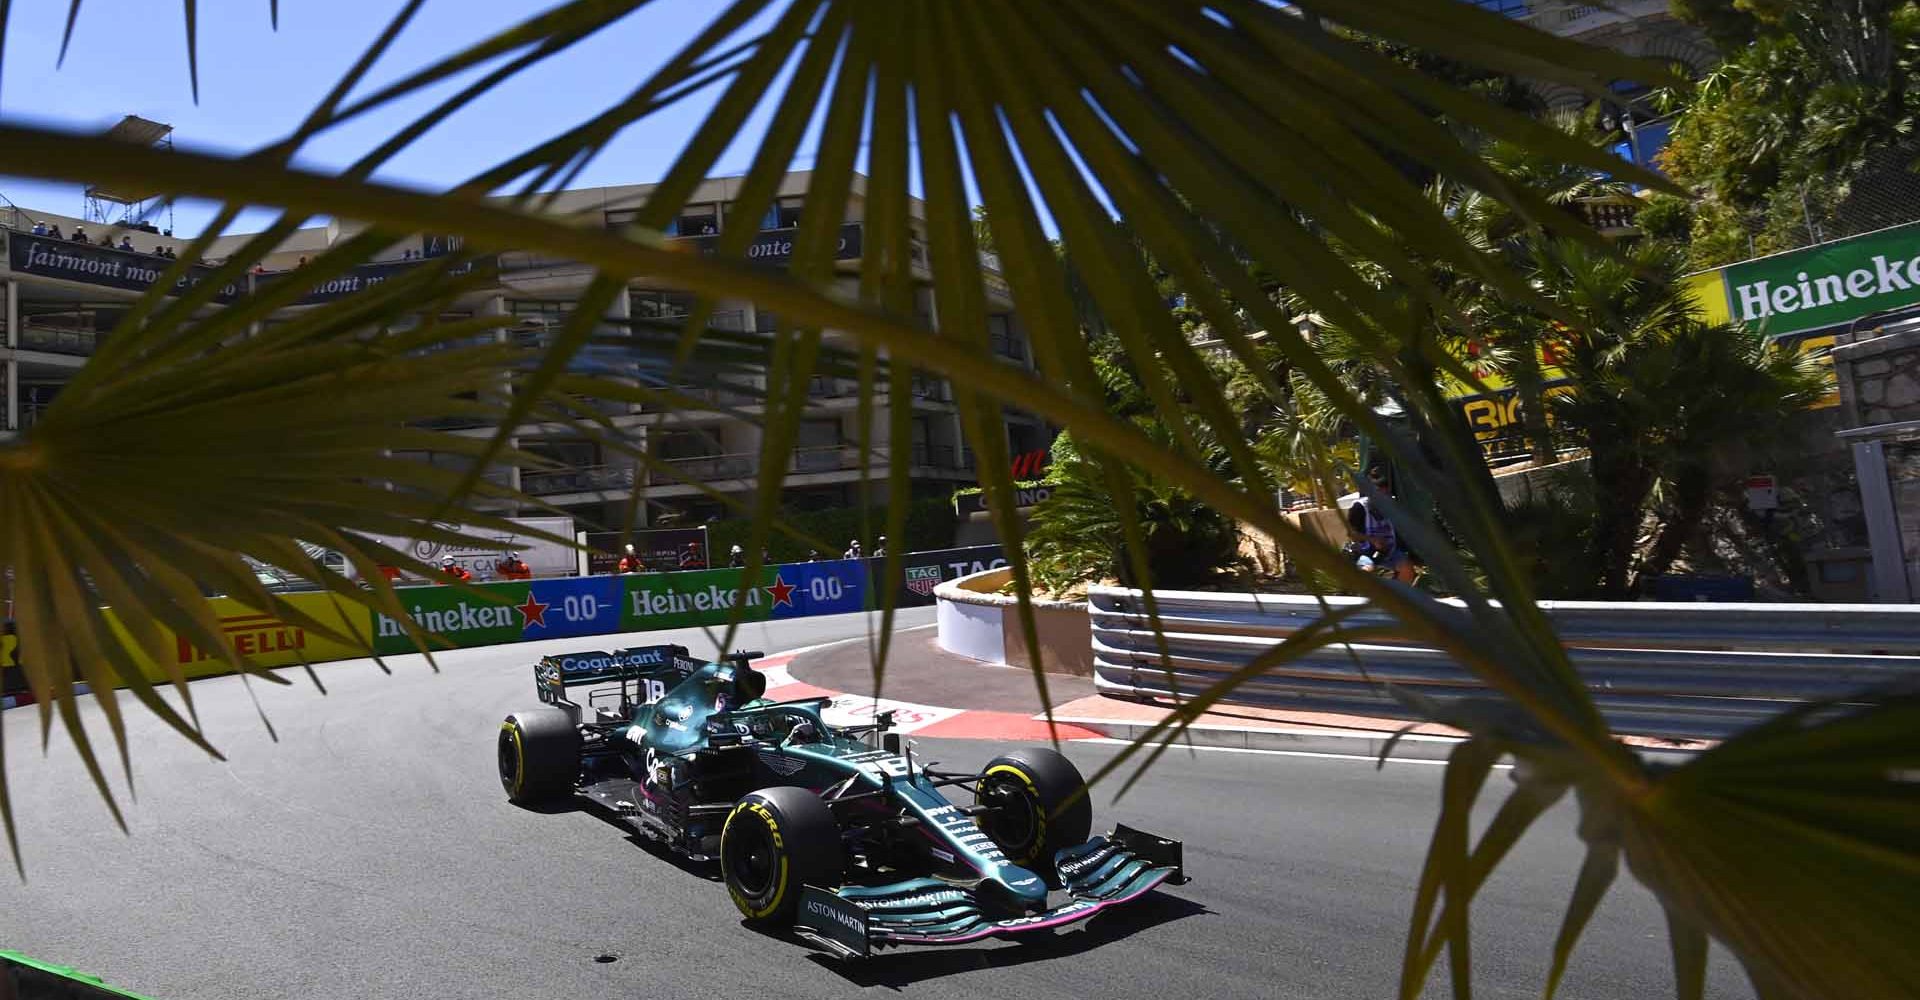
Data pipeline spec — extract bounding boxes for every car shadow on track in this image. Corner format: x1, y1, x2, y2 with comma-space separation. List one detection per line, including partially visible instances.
513, 797, 725, 882
773, 891, 1211, 985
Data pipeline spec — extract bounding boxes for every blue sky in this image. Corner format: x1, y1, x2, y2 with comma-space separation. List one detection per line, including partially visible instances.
0, 1, 800, 236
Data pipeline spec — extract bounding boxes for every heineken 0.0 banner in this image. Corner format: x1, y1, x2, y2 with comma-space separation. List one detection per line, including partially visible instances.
372, 576, 621, 654
620, 559, 867, 631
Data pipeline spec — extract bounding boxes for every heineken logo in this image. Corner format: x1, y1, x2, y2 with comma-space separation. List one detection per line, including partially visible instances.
629, 583, 765, 617
375, 600, 517, 637
905, 565, 942, 596
1733, 252, 1920, 322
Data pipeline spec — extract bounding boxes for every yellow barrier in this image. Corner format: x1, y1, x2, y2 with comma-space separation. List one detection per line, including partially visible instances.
101, 592, 374, 685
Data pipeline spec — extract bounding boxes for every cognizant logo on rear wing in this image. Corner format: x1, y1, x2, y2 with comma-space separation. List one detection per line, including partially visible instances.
536, 644, 689, 701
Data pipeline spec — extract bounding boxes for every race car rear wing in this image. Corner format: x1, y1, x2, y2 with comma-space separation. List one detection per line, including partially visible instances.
536, 645, 690, 707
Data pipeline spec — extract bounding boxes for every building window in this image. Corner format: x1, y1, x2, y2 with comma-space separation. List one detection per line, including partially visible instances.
761, 198, 804, 231
630, 289, 695, 320
670, 205, 719, 237
605, 205, 719, 236
988, 314, 1025, 360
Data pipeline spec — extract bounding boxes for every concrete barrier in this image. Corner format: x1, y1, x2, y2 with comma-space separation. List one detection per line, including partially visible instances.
934, 567, 1093, 676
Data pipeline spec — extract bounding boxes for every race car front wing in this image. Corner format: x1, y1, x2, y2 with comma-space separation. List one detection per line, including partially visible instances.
795, 825, 1185, 959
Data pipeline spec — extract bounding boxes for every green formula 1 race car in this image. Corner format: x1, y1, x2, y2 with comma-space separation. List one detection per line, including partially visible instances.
497, 644, 1187, 958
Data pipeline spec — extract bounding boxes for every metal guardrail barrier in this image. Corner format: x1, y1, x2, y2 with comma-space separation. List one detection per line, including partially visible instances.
1088, 587, 1920, 741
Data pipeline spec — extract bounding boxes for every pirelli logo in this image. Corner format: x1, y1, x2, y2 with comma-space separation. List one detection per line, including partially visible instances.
176, 613, 307, 664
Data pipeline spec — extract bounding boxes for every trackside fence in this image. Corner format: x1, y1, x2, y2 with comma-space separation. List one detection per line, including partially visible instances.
1088, 587, 1920, 741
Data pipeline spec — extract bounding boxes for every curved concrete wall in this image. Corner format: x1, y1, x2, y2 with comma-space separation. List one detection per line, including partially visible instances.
933, 567, 1092, 676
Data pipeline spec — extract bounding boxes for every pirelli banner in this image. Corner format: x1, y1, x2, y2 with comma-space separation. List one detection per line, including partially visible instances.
99, 591, 377, 685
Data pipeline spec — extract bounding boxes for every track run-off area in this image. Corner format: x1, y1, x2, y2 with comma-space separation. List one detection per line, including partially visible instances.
1, 608, 1753, 999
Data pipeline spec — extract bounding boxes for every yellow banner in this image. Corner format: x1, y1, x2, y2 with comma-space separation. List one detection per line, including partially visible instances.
103, 592, 374, 685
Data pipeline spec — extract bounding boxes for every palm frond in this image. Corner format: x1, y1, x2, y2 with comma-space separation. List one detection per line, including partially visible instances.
0, 5, 1912, 998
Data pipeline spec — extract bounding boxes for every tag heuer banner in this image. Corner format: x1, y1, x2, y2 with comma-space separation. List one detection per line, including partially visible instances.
867, 545, 1007, 608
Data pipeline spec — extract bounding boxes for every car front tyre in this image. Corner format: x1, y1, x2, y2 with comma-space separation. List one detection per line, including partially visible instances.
720, 787, 844, 925
975, 748, 1094, 873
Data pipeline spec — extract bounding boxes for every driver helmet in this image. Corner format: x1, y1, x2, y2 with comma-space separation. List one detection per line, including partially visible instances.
730, 544, 743, 554
624, 543, 636, 554
441, 556, 456, 567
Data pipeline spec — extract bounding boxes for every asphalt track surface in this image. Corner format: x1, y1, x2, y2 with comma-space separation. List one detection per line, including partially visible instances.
0, 608, 1756, 999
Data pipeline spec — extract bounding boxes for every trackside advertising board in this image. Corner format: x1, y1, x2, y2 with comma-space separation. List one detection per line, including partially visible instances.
1715, 221, 1920, 338
620, 559, 867, 631
371, 576, 621, 655
98, 591, 376, 684
43, 547, 983, 691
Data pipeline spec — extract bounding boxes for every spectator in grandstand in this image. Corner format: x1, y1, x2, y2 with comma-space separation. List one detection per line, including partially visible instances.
118, 236, 134, 251
162, 246, 177, 259
438, 556, 473, 585
498, 552, 533, 581
46, 224, 62, 240
616, 544, 645, 574
30, 221, 46, 236
70, 226, 89, 244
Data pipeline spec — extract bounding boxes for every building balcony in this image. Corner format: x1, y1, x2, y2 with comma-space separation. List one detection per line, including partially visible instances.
522, 463, 636, 496
14, 323, 107, 357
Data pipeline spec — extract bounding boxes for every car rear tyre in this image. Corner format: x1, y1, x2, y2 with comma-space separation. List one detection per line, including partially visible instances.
498, 709, 579, 804
975, 748, 1093, 873
720, 787, 844, 925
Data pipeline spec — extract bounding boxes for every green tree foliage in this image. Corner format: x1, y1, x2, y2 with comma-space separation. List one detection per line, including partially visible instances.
1659, 1, 1920, 266
1533, 239, 1828, 596
1025, 431, 1240, 591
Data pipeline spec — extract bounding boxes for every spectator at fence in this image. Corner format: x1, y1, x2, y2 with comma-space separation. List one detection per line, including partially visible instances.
46, 224, 63, 240
843, 539, 862, 560
1346, 465, 1417, 584
874, 535, 887, 558
498, 552, 532, 581
438, 556, 472, 585
70, 226, 89, 244
617, 544, 645, 574
118, 236, 134, 251
727, 545, 745, 568
30, 221, 46, 236
162, 246, 177, 259
678, 542, 704, 570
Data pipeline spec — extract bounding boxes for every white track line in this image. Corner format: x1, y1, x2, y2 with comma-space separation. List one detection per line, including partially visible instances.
1069, 737, 1514, 769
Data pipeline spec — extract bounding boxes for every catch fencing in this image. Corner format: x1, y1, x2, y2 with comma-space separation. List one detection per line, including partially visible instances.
1088, 587, 1920, 741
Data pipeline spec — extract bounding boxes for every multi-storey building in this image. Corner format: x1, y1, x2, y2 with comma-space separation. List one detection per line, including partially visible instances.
1465, 0, 1717, 169
0, 171, 1052, 530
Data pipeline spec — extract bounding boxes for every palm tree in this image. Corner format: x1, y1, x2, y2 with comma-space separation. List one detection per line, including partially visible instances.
1, 5, 1912, 998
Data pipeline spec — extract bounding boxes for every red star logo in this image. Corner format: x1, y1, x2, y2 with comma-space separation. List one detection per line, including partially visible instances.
764, 573, 796, 608
514, 593, 550, 629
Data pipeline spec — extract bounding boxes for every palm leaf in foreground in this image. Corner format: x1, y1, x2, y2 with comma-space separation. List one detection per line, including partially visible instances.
0, 3, 1913, 998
